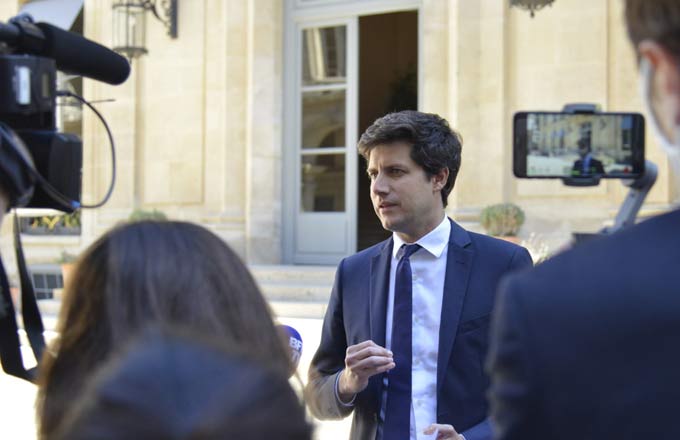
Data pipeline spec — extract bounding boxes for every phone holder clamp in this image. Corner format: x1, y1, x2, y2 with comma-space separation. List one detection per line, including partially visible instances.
560, 103, 603, 187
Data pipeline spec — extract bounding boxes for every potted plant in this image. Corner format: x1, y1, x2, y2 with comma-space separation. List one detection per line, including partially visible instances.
480, 203, 525, 243
21, 210, 81, 236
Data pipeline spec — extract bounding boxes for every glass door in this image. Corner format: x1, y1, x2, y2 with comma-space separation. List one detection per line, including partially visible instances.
293, 19, 357, 264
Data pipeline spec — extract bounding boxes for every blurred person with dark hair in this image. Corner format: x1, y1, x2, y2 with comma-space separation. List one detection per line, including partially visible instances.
36, 220, 292, 438
306, 110, 532, 440
488, 1, 680, 439
49, 329, 312, 440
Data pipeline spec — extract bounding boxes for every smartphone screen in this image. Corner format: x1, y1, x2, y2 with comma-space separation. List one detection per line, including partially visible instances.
513, 112, 645, 179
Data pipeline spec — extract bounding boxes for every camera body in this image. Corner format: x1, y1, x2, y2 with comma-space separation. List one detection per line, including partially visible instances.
0, 53, 81, 211
0, 13, 129, 212
0, 14, 129, 384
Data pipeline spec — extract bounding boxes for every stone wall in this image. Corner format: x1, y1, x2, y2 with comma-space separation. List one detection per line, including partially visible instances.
80, 0, 283, 263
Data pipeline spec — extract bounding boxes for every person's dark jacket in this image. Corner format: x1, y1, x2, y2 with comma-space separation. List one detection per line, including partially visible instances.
488, 209, 680, 440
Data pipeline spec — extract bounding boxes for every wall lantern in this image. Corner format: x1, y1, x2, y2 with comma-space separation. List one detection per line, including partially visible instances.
112, 0, 177, 60
509, 0, 555, 18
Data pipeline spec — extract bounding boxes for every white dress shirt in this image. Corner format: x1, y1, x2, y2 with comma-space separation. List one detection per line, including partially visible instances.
386, 215, 449, 440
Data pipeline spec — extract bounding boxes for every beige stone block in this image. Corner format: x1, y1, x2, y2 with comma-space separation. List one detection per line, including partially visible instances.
169, 160, 204, 204
0, 2, 18, 19
244, 0, 283, 264
421, 0, 449, 116
517, 178, 608, 198
143, 161, 172, 203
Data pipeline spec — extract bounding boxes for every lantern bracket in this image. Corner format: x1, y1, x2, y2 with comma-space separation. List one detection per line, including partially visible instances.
143, 0, 177, 39
509, 0, 555, 18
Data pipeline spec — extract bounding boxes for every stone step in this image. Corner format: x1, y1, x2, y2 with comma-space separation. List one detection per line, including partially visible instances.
35, 289, 331, 316
16, 318, 59, 342
37, 298, 61, 316
33, 275, 334, 306
250, 265, 336, 284
269, 300, 327, 320
252, 265, 334, 303
17, 264, 337, 333
259, 282, 330, 302
27, 299, 327, 333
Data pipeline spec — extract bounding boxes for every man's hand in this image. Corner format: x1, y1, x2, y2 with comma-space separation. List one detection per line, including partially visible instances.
337, 340, 394, 402
424, 423, 464, 440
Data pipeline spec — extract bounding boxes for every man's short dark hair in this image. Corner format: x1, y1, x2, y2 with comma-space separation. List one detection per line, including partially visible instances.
625, 0, 680, 58
357, 110, 462, 207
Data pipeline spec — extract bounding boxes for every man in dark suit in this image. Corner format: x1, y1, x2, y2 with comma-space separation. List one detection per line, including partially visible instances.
487, 1, 680, 439
306, 111, 532, 440
571, 138, 605, 176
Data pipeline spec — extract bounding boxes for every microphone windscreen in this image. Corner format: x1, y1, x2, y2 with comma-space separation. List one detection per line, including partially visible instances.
35, 22, 130, 85
279, 325, 303, 370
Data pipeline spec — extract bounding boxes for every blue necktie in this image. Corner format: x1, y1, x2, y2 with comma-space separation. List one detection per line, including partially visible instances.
383, 243, 420, 440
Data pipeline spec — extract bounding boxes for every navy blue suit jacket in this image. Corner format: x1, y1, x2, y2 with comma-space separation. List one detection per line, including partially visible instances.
488, 209, 680, 440
306, 219, 532, 440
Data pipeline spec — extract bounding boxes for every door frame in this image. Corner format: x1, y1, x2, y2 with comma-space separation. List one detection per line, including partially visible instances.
282, 0, 422, 264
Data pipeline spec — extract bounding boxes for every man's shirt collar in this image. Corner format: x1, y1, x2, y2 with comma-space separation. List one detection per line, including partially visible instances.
392, 216, 450, 259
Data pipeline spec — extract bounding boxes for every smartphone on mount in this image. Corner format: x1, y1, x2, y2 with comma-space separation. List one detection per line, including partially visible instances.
513, 111, 645, 179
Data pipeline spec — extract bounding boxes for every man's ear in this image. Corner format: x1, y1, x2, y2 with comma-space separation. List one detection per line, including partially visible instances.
431, 167, 449, 192
639, 40, 680, 119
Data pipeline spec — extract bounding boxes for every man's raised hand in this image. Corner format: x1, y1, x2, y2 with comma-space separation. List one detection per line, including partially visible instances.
337, 340, 394, 403
424, 423, 464, 440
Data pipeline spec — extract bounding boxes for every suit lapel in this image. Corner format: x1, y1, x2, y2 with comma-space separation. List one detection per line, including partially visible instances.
369, 238, 393, 348
437, 219, 474, 390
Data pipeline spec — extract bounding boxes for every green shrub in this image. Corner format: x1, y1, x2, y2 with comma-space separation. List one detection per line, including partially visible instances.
480, 203, 525, 236
128, 209, 167, 222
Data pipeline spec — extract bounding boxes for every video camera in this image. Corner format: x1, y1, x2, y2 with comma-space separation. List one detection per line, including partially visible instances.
0, 14, 129, 382
0, 13, 129, 212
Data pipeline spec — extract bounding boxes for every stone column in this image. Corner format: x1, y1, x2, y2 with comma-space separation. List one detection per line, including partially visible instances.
244, 0, 283, 264
448, 0, 508, 216
81, 0, 139, 244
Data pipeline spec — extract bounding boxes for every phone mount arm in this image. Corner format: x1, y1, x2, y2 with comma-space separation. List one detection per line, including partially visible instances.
560, 103, 602, 187
602, 160, 657, 234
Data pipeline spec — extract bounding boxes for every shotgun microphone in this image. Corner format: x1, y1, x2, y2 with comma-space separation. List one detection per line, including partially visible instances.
0, 18, 130, 85
35, 22, 130, 85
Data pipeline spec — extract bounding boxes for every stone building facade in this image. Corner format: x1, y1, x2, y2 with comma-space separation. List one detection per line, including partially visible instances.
1, 0, 675, 267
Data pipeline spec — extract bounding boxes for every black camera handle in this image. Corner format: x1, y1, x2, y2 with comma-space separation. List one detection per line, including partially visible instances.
0, 214, 45, 383
560, 103, 658, 238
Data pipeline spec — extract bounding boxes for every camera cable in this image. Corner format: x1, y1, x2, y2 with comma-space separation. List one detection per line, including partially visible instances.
56, 90, 116, 209
0, 91, 116, 211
